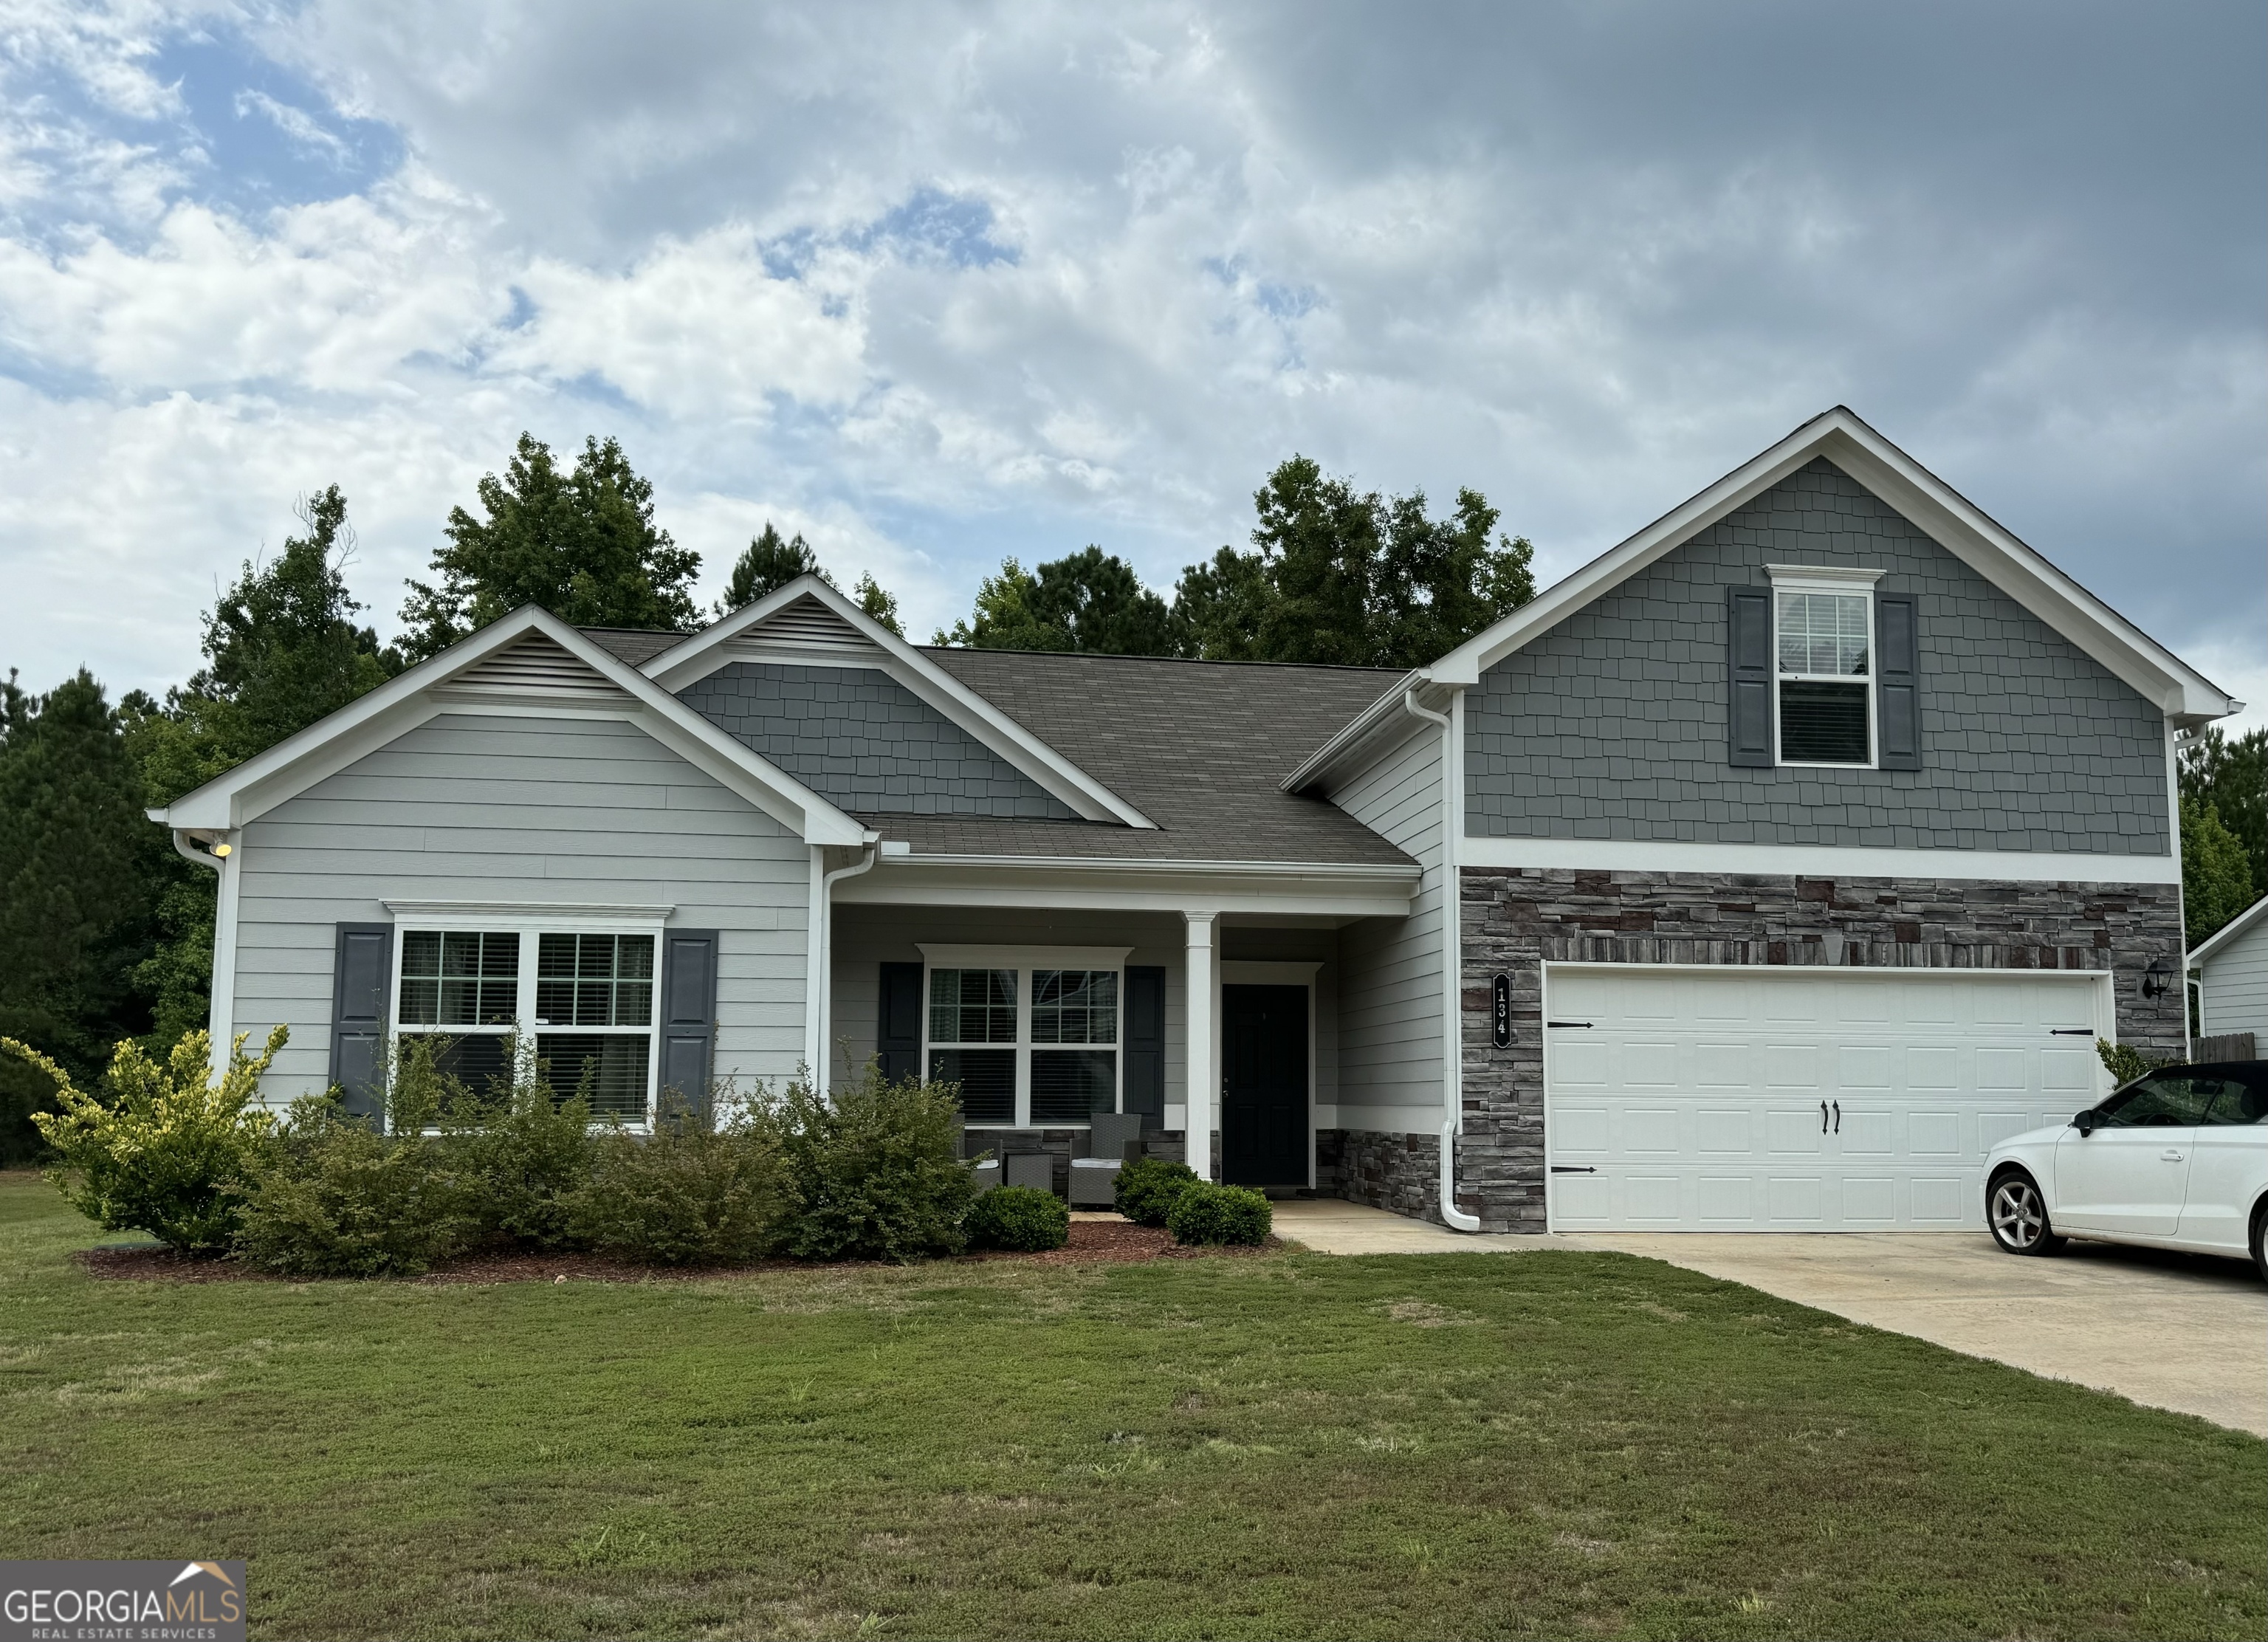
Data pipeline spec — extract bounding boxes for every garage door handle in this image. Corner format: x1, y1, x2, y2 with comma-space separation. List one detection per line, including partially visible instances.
1550, 1165, 1598, 1175
1547, 1020, 1593, 1028
2048, 1028, 2092, 1037
1821, 1101, 1829, 1133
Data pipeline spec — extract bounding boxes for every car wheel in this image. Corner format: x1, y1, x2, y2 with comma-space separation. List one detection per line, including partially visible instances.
1988, 1169, 2064, 1257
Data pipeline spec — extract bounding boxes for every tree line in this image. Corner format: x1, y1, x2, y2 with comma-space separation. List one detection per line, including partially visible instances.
0, 433, 1544, 1160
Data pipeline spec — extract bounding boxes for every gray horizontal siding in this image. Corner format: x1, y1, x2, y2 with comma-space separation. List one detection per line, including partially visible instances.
679, 661, 1076, 820
1468, 458, 2171, 855
231, 713, 811, 1104
1333, 724, 1444, 1121
2200, 913, 2268, 1042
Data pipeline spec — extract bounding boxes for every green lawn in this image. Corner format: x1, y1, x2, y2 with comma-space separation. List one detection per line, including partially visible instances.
1, 1174, 2261, 1641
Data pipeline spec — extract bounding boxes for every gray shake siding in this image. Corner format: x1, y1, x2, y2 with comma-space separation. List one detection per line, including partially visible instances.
1466, 458, 2171, 856
1454, 867, 2186, 1232
231, 713, 811, 1105
678, 661, 1075, 820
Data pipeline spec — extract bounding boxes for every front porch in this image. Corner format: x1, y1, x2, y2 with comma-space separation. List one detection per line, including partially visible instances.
824, 901, 1431, 1199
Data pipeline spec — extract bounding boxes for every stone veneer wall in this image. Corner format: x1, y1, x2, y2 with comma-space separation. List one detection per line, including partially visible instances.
1317, 1128, 1443, 1222
1456, 868, 2186, 1234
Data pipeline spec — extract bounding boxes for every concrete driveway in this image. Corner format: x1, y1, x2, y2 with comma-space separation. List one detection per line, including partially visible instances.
1269, 1200, 2267, 1435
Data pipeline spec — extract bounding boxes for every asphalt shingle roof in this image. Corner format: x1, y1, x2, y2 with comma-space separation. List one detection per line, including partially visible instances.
577, 625, 1417, 870
902, 648, 1415, 868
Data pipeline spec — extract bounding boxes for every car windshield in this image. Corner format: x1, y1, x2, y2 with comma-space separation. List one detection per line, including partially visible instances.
2096, 1076, 2224, 1128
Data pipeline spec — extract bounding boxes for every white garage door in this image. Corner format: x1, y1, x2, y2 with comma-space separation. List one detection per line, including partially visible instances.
1542, 964, 2111, 1232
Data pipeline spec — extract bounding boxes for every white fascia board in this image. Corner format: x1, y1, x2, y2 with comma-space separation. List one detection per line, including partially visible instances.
1461, 834, 2180, 884
2188, 893, 2268, 969
834, 853, 1420, 918
1429, 408, 2240, 725
642, 575, 1156, 829
156, 605, 866, 846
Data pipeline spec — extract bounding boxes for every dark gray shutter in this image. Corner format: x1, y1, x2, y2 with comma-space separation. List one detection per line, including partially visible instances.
659, 930, 719, 1116
329, 924, 392, 1122
1876, 593, 1920, 771
1728, 586, 1774, 768
878, 962, 923, 1082
1124, 966, 1166, 1122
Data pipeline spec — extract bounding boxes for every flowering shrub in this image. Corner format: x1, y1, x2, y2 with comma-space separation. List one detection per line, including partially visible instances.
4, 1026, 286, 1253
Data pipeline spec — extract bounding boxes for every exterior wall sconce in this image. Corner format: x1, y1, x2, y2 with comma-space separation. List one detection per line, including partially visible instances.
2139, 956, 2174, 1000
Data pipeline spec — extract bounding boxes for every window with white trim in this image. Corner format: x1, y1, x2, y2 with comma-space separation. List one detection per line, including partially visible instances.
394, 925, 660, 1124
922, 953, 1122, 1127
1773, 580, 1874, 766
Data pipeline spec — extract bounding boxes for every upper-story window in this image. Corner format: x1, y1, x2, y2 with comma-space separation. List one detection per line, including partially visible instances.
1769, 568, 1882, 766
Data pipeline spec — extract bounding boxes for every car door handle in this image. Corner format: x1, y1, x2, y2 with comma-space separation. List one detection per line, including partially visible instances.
2160, 1149, 2185, 1162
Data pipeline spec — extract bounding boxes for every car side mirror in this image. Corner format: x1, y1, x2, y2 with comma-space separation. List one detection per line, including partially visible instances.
2073, 1109, 2100, 1136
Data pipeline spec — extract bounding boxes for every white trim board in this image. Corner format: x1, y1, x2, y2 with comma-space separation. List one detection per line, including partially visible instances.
1426, 407, 2238, 724
640, 575, 1157, 829
917, 944, 1133, 969
1460, 836, 2179, 884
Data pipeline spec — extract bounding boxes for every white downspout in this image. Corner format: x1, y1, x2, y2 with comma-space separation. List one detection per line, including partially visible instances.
815, 837, 879, 1096
1401, 689, 1482, 1232
171, 829, 237, 1052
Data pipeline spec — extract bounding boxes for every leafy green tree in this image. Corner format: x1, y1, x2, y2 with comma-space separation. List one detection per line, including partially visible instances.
0, 671, 157, 1163
938, 547, 1181, 655
851, 572, 904, 636
402, 433, 702, 656
130, 487, 403, 1051
2182, 794, 2258, 948
1172, 456, 1536, 668
2180, 726, 2267, 901
715, 522, 822, 614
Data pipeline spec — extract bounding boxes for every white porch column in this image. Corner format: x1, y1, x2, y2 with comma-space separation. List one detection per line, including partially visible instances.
1183, 911, 1217, 1181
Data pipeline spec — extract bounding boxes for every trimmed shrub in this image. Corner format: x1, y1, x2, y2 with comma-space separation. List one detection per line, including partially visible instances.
1114, 1155, 1197, 1226
2097, 1037, 2180, 1087
431, 1040, 595, 1249
1166, 1181, 1273, 1246
7, 1026, 285, 1253
772, 1069, 974, 1262
966, 1184, 1068, 1251
569, 1096, 787, 1266
236, 1096, 475, 1277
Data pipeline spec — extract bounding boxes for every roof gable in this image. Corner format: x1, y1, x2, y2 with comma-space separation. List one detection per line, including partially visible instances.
2190, 893, 2268, 969
643, 576, 1156, 828
1429, 407, 2240, 726
154, 606, 867, 845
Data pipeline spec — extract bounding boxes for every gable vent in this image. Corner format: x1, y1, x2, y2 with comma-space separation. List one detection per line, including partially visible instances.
729, 594, 884, 662
450, 635, 627, 698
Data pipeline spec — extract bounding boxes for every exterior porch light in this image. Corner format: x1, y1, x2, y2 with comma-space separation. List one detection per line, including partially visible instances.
2139, 956, 2175, 1000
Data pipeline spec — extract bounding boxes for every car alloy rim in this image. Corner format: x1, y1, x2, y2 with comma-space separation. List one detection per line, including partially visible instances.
1992, 1181, 2043, 1249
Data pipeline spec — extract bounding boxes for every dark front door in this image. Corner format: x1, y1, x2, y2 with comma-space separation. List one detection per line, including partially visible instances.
1222, 984, 1308, 1186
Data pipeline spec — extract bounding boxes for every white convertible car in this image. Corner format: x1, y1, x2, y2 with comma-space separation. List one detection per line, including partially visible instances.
1984, 1061, 2268, 1279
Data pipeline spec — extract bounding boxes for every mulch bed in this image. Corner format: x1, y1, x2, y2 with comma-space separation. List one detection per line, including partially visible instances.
75, 1218, 1282, 1285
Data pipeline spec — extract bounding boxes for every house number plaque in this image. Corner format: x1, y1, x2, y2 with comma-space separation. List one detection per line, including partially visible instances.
1491, 972, 1512, 1048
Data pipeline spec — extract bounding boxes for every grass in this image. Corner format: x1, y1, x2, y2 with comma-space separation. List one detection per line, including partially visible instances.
1, 1172, 2261, 1641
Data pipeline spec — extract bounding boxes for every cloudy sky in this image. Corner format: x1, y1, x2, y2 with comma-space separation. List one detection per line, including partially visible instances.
2, 0, 2262, 727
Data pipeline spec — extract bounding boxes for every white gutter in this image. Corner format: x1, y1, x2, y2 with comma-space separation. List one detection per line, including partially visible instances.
814, 837, 879, 1094
1399, 690, 1482, 1232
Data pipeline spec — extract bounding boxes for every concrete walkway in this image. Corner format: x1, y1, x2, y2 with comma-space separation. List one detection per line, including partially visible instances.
1268, 1200, 2268, 1436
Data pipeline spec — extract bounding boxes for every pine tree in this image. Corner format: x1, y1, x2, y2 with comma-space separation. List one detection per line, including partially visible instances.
716, 523, 824, 615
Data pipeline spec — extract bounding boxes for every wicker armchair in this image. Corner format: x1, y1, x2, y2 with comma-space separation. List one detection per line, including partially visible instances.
1068, 1113, 1147, 1207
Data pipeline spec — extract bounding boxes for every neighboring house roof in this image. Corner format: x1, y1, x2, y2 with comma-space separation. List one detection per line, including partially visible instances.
2189, 893, 2268, 969
151, 605, 869, 845
640, 576, 1158, 829
904, 648, 1416, 866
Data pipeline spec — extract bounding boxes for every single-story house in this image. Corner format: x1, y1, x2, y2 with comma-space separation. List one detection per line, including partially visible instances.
153, 407, 2238, 1233
2190, 894, 2268, 1060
